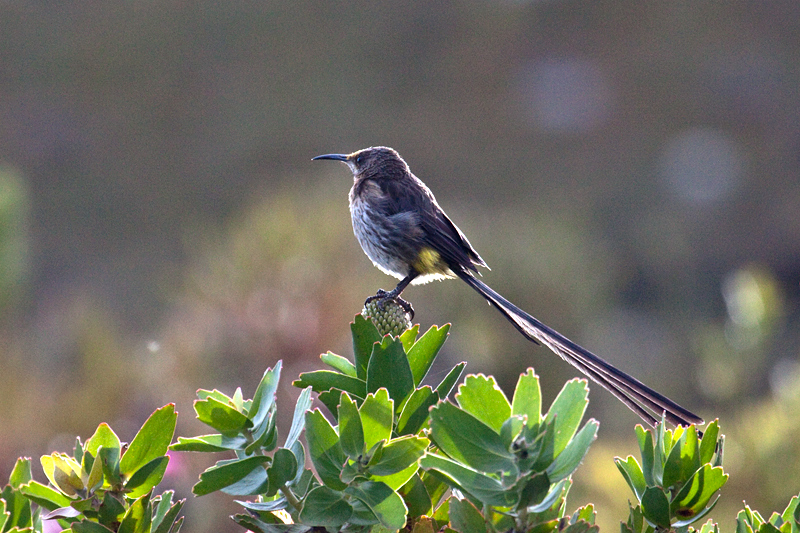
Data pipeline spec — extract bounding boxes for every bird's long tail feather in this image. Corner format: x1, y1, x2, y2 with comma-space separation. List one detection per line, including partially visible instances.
456, 270, 703, 427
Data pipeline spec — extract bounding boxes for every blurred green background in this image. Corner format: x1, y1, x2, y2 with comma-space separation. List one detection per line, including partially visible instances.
2, 2, 799, 531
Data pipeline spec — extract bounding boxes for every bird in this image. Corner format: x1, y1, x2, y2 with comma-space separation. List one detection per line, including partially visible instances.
313, 146, 703, 428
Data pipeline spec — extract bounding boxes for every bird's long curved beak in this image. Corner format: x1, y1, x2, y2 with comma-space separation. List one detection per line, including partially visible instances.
312, 153, 348, 162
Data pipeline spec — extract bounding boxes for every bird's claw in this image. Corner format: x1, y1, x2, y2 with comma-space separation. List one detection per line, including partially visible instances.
365, 290, 415, 321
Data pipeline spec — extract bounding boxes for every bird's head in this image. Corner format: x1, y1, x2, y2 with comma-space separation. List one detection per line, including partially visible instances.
313, 146, 409, 180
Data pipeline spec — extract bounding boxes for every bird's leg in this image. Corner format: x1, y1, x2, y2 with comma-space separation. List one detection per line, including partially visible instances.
365, 274, 416, 320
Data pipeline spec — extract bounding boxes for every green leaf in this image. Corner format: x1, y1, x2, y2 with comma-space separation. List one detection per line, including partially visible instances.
41, 453, 84, 497
456, 374, 511, 433
407, 324, 449, 386
118, 492, 152, 533
152, 495, 184, 533
169, 434, 248, 452
435, 362, 466, 400
544, 378, 589, 457
615, 456, 647, 501
663, 424, 700, 490
699, 421, 720, 465
194, 397, 251, 437
250, 362, 282, 432
71, 520, 116, 533
235, 498, 288, 513
672, 497, 721, 529
1, 485, 31, 530
98, 446, 122, 488
367, 336, 415, 407
637, 426, 656, 487
120, 404, 177, 477
399, 324, 420, 353
192, 456, 270, 496
298, 486, 352, 527
345, 481, 408, 531
671, 465, 728, 518
304, 409, 347, 490
398, 474, 432, 518
338, 393, 365, 460
265, 448, 298, 497
125, 456, 170, 498
419, 454, 517, 507
641, 487, 671, 529
293, 370, 367, 399
84, 424, 122, 462
448, 497, 485, 533
321, 352, 358, 377
397, 386, 438, 436
782, 495, 800, 527
19, 481, 72, 511
352, 314, 382, 380
499, 415, 525, 449
8, 458, 31, 487
245, 404, 277, 455
367, 436, 428, 476
546, 419, 598, 482
286, 387, 313, 450
359, 389, 394, 452
511, 368, 542, 426
98, 490, 127, 528
428, 402, 517, 474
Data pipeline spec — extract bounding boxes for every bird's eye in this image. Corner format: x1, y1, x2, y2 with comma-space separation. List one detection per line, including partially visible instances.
356, 156, 363, 164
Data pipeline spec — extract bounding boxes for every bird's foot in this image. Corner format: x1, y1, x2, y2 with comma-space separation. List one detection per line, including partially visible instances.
365, 289, 415, 321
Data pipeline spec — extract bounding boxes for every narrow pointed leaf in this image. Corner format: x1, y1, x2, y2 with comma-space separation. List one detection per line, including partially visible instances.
192, 456, 270, 496
397, 386, 438, 436
286, 387, 313, 450
120, 404, 176, 477
250, 362, 282, 431
546, 419, 598, 482
434, 362, 466, 399
320, 352, 357, 377
352, 314, 382, 379
407, 324, 449, 386
170, 434, 247, 452
293, 370, 367, 399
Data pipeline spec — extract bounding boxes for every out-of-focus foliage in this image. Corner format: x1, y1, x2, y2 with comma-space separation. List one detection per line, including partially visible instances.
2, 3, 800, 532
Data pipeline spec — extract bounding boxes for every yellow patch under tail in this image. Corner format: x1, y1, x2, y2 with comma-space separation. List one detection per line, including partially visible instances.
412, 247, 451, 276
